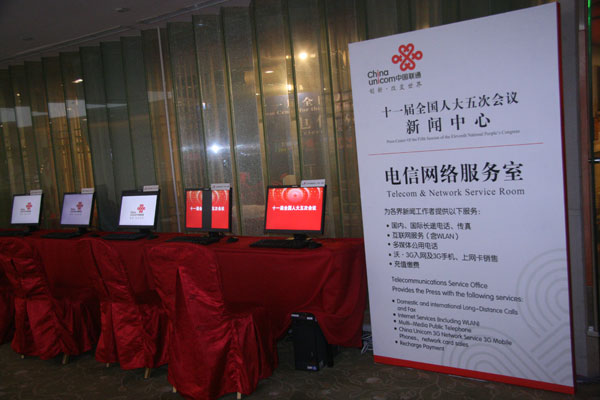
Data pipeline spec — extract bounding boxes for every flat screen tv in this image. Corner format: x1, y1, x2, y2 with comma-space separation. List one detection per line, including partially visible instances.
60, 192, 95, 229
117, 190, 160, 231
185, 188, 232, 233
11, 193, 43, 228
264, 185, 326, 239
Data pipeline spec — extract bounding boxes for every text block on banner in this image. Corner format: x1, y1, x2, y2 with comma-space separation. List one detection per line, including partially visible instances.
349, 3, 573, 394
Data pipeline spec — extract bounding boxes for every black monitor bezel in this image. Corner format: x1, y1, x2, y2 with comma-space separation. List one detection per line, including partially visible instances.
184, 187, 233, 233
10, 193, 44, 227
117, 189, 160, 230
263, 185, 327, 235
59, 192, 96, 228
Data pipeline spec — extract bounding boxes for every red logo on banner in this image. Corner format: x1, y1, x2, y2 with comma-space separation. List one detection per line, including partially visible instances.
26, 202, 32, 210
76, 201, 84, 211
392, 43, 422, 71
137, 204, 145, 214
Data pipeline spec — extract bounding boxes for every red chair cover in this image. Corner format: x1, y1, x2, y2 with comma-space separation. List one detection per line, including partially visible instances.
0, 237, 99, 359
78, 239, 169, 370
0, 266, 14, 344
148, 243, 278, 400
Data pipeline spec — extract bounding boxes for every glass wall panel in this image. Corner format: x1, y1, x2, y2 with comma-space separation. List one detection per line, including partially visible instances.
10, 66, 40, 193
43, 57, 75, 196
60, 52, 94, 191
253, 0, 300, 185
80, 46, 118, 230
121, 36, 157, 188
25, 61, 60, 228
365, 0, 400, 38
169, 22, 208, 189
142, 28, 182, 232
101, 42, 137, 197
223, 7, 267, 235
326, 0, 364, 237
193, 15, 239, 233
0, 70, 25, 196
288, 0, 341, 237
0, 130, 10, 227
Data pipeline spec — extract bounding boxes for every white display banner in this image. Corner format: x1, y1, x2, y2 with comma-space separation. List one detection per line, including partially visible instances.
349, 3, 573, 393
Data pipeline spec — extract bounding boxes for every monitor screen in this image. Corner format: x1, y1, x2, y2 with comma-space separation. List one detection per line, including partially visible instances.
185, 188, 232, 232
60, 193, 95, 227
118, 190, 159, 229
264, 186, 326, 234
11, 194, 43, 226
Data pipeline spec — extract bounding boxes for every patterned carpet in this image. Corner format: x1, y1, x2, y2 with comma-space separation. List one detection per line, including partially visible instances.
0, 335, 598, 400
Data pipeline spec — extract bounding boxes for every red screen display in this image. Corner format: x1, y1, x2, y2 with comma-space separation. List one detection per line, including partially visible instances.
186, 190, 203, 229
211, 189, 230, 230
265, 186, 324, 232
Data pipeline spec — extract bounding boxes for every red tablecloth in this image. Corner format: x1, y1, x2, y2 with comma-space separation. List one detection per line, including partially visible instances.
15, 231, 367, 347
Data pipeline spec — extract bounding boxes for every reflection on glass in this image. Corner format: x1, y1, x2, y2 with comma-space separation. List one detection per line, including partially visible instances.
223, 7, 267, 235
60, 52, 95, 191
44, 57, 75, 196
326, 0, 364, 237
254, 0, 299, 185
101, 42, 136, 197
25, 61, 60, 228
0, 70, 25, 196
288, 0, 340, 237
10, 66, 40, 193
169, 21, 207, 189
194, 15, 239, 233
80, 46, 117, 230
142, 28, 182, 232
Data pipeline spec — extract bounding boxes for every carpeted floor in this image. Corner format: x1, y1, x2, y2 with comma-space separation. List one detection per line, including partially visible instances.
0, 335, 598, 400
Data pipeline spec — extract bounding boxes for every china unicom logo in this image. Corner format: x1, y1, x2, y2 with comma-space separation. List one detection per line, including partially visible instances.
391, 43, 423, 71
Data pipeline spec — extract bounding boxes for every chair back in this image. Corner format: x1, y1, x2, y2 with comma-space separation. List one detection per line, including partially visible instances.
79, 239, 136, 303
0, 238, 51, 298
148, 243, 227, 321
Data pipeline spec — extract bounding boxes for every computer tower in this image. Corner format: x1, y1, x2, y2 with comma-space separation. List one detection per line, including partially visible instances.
291, 312, 337, 371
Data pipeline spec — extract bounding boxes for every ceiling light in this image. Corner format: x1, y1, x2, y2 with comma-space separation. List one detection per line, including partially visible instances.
265, 70, 274, 74
298, 52, 308, 60
114, 7, 130, 13
72, 78, 83, 84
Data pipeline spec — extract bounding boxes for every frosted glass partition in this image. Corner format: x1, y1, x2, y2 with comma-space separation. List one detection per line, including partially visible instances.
25, 61, 59, 228
80, 46, 117, 230
222, 7, 267, 235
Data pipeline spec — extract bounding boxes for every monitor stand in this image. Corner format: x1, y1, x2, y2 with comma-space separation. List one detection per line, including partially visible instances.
292, 233, 309, 242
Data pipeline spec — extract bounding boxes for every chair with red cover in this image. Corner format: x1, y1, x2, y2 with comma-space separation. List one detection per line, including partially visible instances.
148, 243, 278, 400
0, 237, 99, 360
0, 265, 14, 344
78, 238, 169, 372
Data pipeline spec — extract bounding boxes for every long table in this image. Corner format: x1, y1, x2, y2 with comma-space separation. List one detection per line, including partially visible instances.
5, 231, 367, 347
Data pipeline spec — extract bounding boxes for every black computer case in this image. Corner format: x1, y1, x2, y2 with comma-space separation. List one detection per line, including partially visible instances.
291, 312, 337, 371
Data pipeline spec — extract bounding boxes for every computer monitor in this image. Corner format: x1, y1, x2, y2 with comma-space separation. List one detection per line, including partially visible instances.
264, 185, 326, 239
185, 188, 232, 234
60, 192, 95, 230
10, 193, 43, 229
117, 190, 160, 231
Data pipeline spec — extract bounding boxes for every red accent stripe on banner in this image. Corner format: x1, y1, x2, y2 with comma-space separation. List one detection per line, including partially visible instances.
373, 355, 575, 394
368, 142, 544, 156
